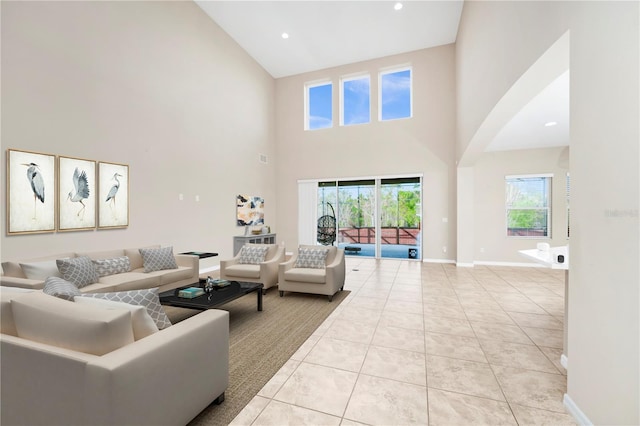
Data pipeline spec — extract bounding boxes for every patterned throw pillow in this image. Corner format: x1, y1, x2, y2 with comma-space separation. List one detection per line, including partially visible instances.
56, 256, 99, 288
42, 276, 82, 301
139, 247, 178, 273
81, 288, 172, 329
294, 247, 329, 269
238, 245, 269, 265
92, 256, 131, 278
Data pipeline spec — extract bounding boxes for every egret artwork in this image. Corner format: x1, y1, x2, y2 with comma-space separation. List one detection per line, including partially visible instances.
23, 162, 45, 220
58, 156, 96, 231
7, 149, 56, 234
68, 168, 90, 218
98, 161, 129, 229
105, 172, 122, 217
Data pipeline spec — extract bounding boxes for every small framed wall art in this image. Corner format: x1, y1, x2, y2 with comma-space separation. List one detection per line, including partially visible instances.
98, 161, 129, 229
6, 149, 56, 235
58, 156, 97, 231
236, 194, 264, 226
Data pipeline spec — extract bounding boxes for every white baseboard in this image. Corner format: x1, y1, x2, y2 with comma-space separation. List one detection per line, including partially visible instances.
563, 393, 593, 425
560, 354, 568, 369
456, 262, 475, 268
423, 258, 456, 264
199, 265, 220, 275
474, 260, 545, 268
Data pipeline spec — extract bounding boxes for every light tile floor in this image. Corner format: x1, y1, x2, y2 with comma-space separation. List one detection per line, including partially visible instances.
230, 258, 577, 425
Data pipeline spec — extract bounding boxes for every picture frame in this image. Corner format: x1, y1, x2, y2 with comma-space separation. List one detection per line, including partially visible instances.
58, 156, 97, 232
98, 161, 129, 229
6, 149, 56, 235
236, 194, 265, 226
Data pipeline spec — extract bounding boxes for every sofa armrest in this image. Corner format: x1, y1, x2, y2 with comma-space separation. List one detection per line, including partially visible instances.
0, 276, 45, 290
175, 254, 198, 270
1, 334, 97, 425
220, 252, 242, 270
84, 309, 229, 426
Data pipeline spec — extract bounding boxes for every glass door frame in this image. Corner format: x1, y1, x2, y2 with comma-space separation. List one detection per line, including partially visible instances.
316, 173, 423, 261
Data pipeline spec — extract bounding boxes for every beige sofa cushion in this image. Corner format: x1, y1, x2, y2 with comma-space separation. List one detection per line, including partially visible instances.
11, 292, 134, 355
224, 264, 261, 279
76, 249, 126, 260
284, 268, 327, 284
97, 272, 160, 291
75, 296, 159, 340
2, 252, 76, 278
0, 288, 36, 336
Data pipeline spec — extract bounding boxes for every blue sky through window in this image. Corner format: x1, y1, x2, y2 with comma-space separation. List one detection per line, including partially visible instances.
381, 69, 411, 120
308, 83, 332, 130
343, 76, 370, 125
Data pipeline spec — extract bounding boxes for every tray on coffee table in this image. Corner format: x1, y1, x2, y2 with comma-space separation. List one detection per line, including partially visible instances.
160, 281, 263, 311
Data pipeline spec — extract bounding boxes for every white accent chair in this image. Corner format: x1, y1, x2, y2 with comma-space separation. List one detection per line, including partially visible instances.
278, 245, 345, 301
220, 244, 285, 293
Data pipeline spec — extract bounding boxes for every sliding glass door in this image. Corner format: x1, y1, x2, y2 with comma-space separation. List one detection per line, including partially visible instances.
316, 176, 421, 260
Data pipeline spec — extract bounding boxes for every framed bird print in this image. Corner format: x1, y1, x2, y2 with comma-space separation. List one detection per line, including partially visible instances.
58, 156, 96, 231
98, 161, 129, 229
6, 149, 56, 235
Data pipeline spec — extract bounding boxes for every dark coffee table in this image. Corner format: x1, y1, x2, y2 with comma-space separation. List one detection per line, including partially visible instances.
160, 281, 263, 312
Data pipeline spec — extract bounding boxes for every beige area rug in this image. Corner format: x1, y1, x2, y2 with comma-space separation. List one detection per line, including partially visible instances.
163, 288, 350, 426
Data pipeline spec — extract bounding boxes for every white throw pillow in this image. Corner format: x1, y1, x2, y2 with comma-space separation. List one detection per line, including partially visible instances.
11, 292, 134, 356
19, 260, 63, 280
75, 296, 159, 340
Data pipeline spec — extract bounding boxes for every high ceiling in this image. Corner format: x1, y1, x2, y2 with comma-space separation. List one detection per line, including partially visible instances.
195, 1, 464, 78
195, 1, 569, 151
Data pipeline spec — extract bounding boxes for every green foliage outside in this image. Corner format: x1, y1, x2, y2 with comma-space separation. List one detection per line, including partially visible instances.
319, 184, 420, 229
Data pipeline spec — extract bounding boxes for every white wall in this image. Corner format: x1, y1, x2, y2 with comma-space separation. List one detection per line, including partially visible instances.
0, 1, 277, 268
474, 147, 570, 264
274, 45, 457, 261
456, 1, 639, 423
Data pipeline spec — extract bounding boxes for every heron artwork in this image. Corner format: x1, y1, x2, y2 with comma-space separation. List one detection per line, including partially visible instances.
22, 162, 44, 220
105, 172, 122, 218
67, 167, 90, 219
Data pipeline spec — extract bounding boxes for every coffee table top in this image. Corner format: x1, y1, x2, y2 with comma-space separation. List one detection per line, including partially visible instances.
160, 281, 263, 310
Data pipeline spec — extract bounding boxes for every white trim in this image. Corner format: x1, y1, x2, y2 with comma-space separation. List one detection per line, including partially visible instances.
560, 354, 568, 369
456, 262, 475, 268
474, 260, 545, 268
298, 172, 423, 184
422, 258, 456, 264
505, 173, 554, 179
304, 80, 333, 131
563, 393, 593, 426
199, 265, 220, 274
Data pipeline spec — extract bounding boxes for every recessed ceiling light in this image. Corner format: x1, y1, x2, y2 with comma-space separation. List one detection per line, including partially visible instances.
545, 121, 558, 127
281, 32, 289, 39
394, 2, 403, 11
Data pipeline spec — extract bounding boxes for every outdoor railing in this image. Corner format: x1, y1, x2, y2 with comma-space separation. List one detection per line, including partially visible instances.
338, 227, 420, 245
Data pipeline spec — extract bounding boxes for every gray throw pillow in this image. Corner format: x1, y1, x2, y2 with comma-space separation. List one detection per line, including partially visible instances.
81, 288, 171, 329
294, 247, 329, 269
42, 276, 82, 301
139, 247, 178, 273
92, 256, 131, 278
56, 256, 99, 288
238, 245, 269, 265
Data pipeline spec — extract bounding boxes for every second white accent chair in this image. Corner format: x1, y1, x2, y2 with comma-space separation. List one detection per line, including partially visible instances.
220, 244, 285, 294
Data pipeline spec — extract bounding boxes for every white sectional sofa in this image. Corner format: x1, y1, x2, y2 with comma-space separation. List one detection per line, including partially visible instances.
0, 290, 229, 426
0, 245, 199, 293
